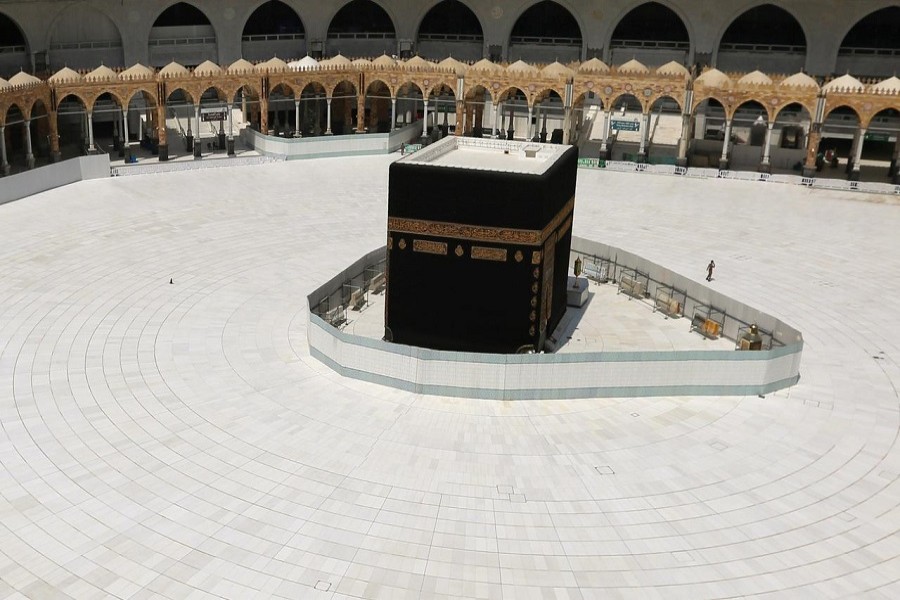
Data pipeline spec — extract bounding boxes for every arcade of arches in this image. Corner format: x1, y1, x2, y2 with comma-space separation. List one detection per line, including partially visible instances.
1, 56, 898, 183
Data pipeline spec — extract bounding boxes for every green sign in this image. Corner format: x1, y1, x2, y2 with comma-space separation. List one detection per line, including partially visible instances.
611, 119, 640, 132
865, 132, 890, 142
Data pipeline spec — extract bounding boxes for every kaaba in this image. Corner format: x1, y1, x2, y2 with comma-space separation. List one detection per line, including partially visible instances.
385, 137, 578, 353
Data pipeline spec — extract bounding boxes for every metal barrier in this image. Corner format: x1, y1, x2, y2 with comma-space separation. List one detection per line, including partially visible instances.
576, 161, 898, 197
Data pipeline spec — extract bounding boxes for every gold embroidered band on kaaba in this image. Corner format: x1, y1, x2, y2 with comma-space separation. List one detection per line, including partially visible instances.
388, 196, 574, 246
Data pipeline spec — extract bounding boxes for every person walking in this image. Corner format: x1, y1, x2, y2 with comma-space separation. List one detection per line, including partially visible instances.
706, 260, 715, 282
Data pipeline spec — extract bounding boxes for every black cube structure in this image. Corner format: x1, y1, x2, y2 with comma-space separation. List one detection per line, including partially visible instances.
385, 137, 578, 353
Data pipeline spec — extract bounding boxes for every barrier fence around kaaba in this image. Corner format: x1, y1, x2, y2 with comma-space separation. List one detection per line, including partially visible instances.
307, 238, 803, 400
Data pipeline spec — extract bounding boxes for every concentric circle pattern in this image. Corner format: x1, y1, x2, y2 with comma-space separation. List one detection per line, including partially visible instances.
1, 157, 899, 599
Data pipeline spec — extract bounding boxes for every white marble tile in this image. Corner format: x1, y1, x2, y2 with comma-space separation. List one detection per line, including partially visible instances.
0, 157, 898, 598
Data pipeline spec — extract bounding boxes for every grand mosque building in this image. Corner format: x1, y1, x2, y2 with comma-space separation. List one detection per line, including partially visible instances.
1, 2, 900, 599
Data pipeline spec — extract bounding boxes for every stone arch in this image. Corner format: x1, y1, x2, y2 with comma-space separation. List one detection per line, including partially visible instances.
241, 0, 306, 62
716, 4, 807, 73
839, 6, 900, 52
149, 2, 218, 67
327, 0, 398, 57
55, 91, 90, 112
608, 1, 692, 66
609, 91, 646, 113
823, 104, 862, 123
507, 1, 584, 63
691, 94, 728, 114
837, 6, 900, 77
648, 93, 683, 112
46, 4, 125, 70
125, 87, 161, 108
294, 81, 328, 136
728, 98, 773, 122
89, 90, 128, 113
0, 11, 30, 75
415, 1, 485, 61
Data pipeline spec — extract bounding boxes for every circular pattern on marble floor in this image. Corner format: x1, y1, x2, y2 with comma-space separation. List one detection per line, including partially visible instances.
1, 157, 899, 599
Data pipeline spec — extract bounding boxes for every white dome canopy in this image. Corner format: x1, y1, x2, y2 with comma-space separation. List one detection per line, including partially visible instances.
695, 68, 731, 88
85, 64, 117, 82
656, 61, 689, 77
9, 71, 41, 86
873, 76, 900, 93
227, 59, 256, 74
541, 61, 574, 77
617, 58, 650, 74
289, 56, 319, 70
507, 59, 538, 73
159, 61, 190, 77
780, 72, 819, 89
49, 67, 83, 83
578, 57, 610, 73
738, 70, 773, 86
823, 73, 865, 92
119, 63, 154, 79
193, 60, 223, 76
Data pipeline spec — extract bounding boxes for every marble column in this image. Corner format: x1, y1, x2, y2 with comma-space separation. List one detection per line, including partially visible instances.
850, 127, 865, 181
86, 113, 94, 151
391, 97, 397, 131
24, 119, 34, 168
0, 125, 9, 175
599, 109, 611, 158
676, 113, 691, 167
325, 98, 332, 135
718, 119, 732, 170
759, 121, 775, 173
294, 99, 301, 136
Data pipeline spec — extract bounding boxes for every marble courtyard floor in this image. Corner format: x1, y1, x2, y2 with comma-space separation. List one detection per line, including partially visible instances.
1, 157, 899, 599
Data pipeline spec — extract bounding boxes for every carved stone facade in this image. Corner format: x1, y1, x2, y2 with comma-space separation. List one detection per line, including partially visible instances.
1, 57, 898, 178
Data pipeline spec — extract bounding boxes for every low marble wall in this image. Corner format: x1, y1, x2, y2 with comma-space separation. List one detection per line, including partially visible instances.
242, 121, 423, 160
307, 241, 803, 400
0, 155, 110, 205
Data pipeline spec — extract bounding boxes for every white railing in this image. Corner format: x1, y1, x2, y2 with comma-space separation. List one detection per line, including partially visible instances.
577, 160, 900, 195
110, 155, 281, 177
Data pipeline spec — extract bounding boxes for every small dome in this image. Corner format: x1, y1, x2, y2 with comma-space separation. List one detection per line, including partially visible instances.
85, 64, 118, 81
289, 56, 319, 70
159, 61, 190, 77
0, 77, 10, 90
823, 73, 865, 92
351, 57, 372, 67
780, 72, 819, 89
470, 58, 501, 73
618, 58, 650, 74
507, 59, 538, 73
193, 60, 222, 76
9, 71, 41, 86
656, 61, 689, 77
257, 56, 288, 72
49, 67, 83, 83
438, 56, 467, 74
403, 55, 436, 69
119, 63, 154, 79
738, 70, 773, 86
372, 54, 396, 67
320, 54, 351, 67
695, 68, 731, 88
873, 76, 900, 93
227, 59, 256, 74
541, 61, 574, 77
578, 57, 610, 73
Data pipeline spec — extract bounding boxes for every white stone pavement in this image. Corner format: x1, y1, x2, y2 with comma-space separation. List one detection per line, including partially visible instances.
0, 156, 899, 599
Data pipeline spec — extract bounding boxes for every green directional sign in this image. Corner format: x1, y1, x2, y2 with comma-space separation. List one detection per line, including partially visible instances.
611, 119, 640, 132
865, 132, 890, 142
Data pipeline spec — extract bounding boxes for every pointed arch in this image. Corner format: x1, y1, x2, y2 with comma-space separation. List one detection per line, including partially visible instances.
416, 0, 484, 61
47, 5, 124, 70
508, 1, 583, 63
609, 2, 691, 66
716, 4, 806, 73
242, 1, 306, 62
149, 2, 218, 67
